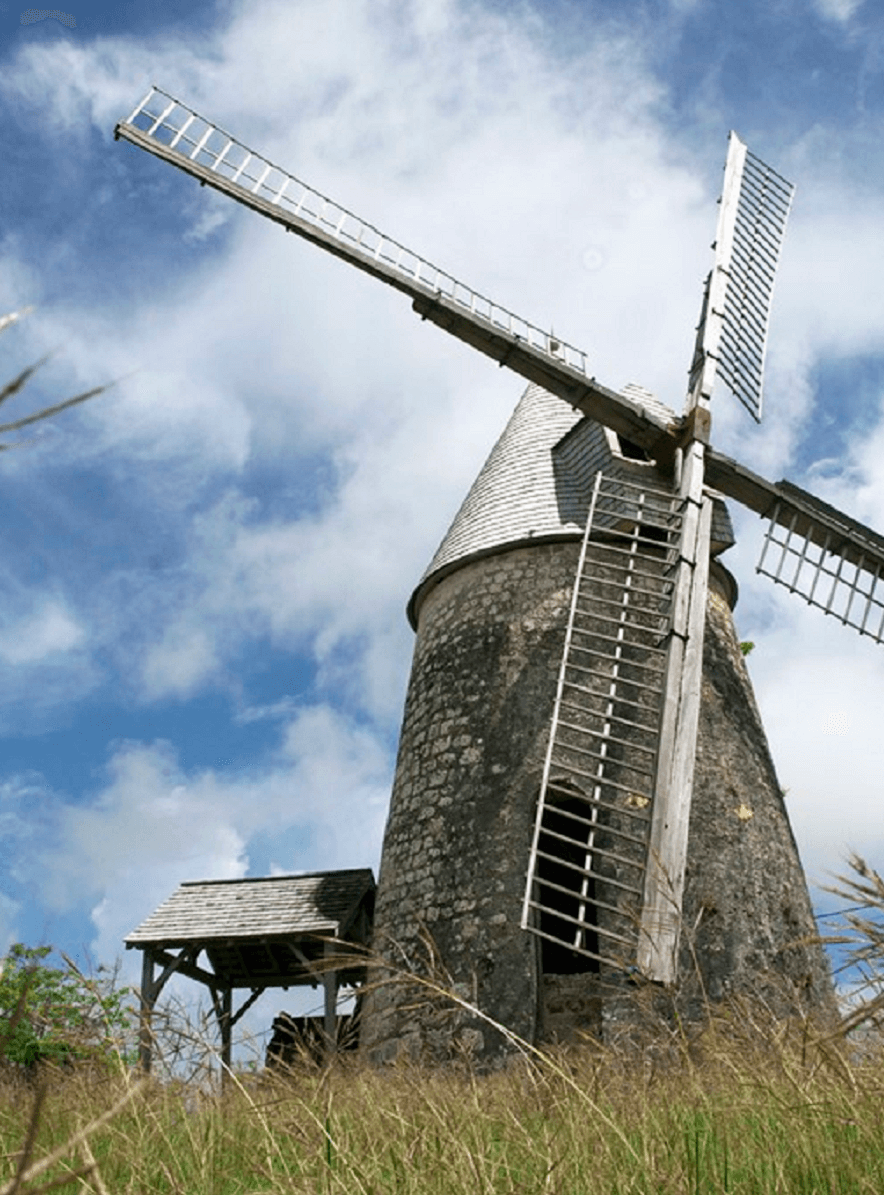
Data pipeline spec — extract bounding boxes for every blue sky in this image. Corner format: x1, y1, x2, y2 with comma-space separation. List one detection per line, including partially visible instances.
1, 0, 883, 1050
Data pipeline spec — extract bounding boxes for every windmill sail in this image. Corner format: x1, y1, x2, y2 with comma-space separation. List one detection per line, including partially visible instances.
522, 472, 684, 969
690, 133, 795, 421
756, 482, 884, 641
717, 142, 794, 421
705, 451, 884, 644
114, 87, 677, 460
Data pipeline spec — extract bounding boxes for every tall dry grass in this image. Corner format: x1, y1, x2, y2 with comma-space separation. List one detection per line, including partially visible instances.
1, 854, 882, 1194
0, 1003, 881, 1194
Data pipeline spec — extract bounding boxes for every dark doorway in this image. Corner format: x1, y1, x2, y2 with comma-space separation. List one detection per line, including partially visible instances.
535, 791, 601, 975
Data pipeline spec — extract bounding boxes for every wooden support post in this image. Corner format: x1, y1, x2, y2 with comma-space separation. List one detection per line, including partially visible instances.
219, 986, 232, 1086
635, 138, 749, 982
323, 941, 338, 1060
138, 949, 156, 1074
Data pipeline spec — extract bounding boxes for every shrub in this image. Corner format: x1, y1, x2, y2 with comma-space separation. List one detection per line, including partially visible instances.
0, 944, 134, 1070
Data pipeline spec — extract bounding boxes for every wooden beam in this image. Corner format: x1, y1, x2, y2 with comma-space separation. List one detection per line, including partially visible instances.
411, 295, 679, 462
686, 132, 747, 412
219, 987, 232, 1087
146, 945, 200, 1002
229, 986, 267, 1028
638, 447, 714, 983
706, 449, 884, 568
704, 449, 786, 517
150, 946, 221, 990
322, 941, 338, 1060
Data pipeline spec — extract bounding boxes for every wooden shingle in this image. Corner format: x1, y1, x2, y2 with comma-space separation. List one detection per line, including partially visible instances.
126, 869, 374, 945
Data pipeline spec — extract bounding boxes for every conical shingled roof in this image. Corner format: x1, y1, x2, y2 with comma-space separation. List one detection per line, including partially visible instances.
408, 382, 680, 626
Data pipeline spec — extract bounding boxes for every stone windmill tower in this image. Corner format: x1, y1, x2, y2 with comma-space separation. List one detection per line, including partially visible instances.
357, 381, 834, 1060
116, 95, 884, 1062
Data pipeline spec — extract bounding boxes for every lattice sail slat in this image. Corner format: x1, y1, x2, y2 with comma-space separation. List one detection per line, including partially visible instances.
521, 473, 684, 970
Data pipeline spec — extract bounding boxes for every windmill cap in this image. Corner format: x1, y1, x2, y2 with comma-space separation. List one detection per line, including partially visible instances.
408, 383, 735, 628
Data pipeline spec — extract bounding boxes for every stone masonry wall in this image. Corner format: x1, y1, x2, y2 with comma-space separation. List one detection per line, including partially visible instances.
361, 542, 577, 1062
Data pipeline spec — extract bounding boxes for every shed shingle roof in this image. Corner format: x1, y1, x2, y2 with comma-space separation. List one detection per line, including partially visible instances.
124, 869, 375, 947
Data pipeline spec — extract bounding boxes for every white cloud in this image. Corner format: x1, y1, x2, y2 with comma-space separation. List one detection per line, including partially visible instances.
181, 194, 233, 245
0, 0, 718, 733
0, 598, 84, 664
142, 625, 218, 700
813, 0, 864, 21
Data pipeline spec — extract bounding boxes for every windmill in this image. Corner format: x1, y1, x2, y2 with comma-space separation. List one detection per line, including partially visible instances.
115, 90, 877, 1054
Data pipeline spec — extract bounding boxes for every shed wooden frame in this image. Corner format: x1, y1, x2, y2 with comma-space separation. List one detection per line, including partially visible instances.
124, 869, 375, 1076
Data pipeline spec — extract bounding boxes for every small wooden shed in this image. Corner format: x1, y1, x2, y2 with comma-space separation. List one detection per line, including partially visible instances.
124, 869, 375, 1074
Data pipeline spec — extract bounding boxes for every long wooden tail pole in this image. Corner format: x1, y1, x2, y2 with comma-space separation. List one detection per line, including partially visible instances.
637, 435, 713, 982
636, 133, 748, 983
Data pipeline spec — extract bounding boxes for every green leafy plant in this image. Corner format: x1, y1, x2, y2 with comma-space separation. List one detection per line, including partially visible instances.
0, 944, 134, 1070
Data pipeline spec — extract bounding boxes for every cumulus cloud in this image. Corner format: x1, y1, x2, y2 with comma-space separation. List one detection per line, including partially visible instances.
0, 597, 83, 664
31, 703, 389, 963
813, 0, 864, 21
142, 625, 218, 701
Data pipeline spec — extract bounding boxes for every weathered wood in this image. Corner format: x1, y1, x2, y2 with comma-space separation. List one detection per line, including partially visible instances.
125, 871, 374, 1074
149, 945, 219, 990
637, 138, 760, 981
638, 438, 713, 982
125, 870, 375, 949
219, 987, 232, 1083
323, 940, 339, 1059
707, 449, 884, 566
522, 473, 682, 970
688, 133, 747, 410
138, 950, 155, 1074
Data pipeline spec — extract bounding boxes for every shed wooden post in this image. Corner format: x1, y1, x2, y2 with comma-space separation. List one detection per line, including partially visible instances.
219, 986, 232, 1085
138, 949, 156, 1074
322, 941, 338, 1058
